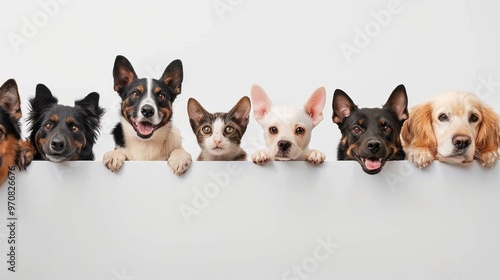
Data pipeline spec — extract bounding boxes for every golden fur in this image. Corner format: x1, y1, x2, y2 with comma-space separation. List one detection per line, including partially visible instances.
402, 91, 500, 168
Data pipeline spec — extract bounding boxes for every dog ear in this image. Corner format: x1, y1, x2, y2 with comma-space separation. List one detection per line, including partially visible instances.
401, 102, 437, 152
0, 79, 22, 121
160, 59, 183, 96
384, 84, 409, 122
332, 89, 357, 124
30, 84, 58, 112
113, 55, 138, 94
475, 104, 500, 155
75, 92, 105, 143
251, 84, 273, 124
228, 96, 251, 129
187, 98, 210, 132
304, 87, 326, 127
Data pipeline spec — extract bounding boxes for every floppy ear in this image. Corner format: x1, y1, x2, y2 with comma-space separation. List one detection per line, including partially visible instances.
75, 92, 105, 143
160, 59, 183, 96
0, 79, 22, 120
113, 55, 138, 94
475, 104, 500, 154
304, 87, 326, 127
332, 89, 357, 125
384, 84, 409, 122
401, 102, 437, 152
228, 96, 251, 129
250, 84, 273, 124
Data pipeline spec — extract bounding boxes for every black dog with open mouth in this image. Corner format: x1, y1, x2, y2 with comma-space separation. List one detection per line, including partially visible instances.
332, 84, 408, 174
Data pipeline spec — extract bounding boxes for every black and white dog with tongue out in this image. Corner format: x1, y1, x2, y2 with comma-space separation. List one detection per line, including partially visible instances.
103, 55, 192, 175
332, 84, 409, 175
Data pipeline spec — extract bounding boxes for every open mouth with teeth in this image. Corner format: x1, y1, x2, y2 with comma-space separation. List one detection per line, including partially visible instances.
131, 118, 159, 139
354, 152, 386, 175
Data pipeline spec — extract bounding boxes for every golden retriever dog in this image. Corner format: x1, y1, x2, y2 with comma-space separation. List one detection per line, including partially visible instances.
401, 91, 500, 168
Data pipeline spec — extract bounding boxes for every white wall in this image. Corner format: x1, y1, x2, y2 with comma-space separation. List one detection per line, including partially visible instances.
1, 1, 500, 279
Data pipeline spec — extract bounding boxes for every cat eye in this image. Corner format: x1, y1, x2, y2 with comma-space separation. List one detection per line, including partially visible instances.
44, 123, 53, 130
382, 125, 392, 133
469, 113, 479, 123
438, 113, 448, 122
202, 125, 212, 134
269, 126, 278, 134
71, 125, 79, 133
224, 126, 234, 134
295, 127, 305, 135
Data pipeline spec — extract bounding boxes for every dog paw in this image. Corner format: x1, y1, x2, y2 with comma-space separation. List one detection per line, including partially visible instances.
407, 148, 434, 168
477, 150, 499, 167
168, 149, 192, 176
252, 150, 271, 165
103, 149, 126, 172
306, 149, 325, 165
17, 140, 35, 170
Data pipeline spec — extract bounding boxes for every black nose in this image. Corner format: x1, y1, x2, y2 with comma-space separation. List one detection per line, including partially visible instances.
141, 105, 155, 118
50, 139, 66, 152
453, 135, 471, 150
367, 140, 381, 153
278, 140, 292, 152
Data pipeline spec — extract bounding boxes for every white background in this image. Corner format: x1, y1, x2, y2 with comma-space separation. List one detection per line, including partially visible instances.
1, 0, 500, 279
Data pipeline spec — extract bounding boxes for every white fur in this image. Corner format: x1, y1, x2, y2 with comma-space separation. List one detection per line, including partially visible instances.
250, 85, 326, 165
103, 116, 192, 175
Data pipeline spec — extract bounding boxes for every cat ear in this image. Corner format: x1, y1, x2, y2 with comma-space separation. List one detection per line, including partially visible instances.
187, 98, 209, 131
228, 96, 251, 128
251, 84, 273, 124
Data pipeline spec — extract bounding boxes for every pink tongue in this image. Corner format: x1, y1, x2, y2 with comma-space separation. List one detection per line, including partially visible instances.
364, 158, 381, 170
137, 121, 154, 135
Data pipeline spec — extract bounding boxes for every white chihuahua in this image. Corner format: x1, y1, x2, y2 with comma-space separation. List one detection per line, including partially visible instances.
251, 84, 326, 165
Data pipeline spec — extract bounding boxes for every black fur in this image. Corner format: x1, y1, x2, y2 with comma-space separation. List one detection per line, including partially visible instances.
111, 55, 183, 143
27, 84, 105, 161
332, 84, 408, 175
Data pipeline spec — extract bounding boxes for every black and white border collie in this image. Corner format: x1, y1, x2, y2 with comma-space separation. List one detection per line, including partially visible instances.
103, 55, 192, 175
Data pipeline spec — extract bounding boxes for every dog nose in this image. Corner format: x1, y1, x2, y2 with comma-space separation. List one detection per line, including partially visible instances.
141, 105, 155, 118
367, 140, 381, 153
278, 140, 292, 152
50, 139, 66, 152
453, 135, 471, 150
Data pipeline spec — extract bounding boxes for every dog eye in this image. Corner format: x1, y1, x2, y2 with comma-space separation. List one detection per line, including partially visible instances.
0, 130, 4, 139
71, 125, 79, 133
438, 113, 448, 122
224, 126, 234, 134
383, 125, 392, 133
44, 123, 53, 130
202, 125, 212, 134
131, 92, 139, 99
295, 127, 305, 135
352, 126, 362, 134
469, 113, 479, 123
158, 93, 166, 101
269, 126, 278, 134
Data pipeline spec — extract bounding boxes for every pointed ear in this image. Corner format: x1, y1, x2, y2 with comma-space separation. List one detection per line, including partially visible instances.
113, 55, 137, 94
0, 79, 22, 120
75, 92, 105, 143
228, 96, 251, 128
401, 102, 437, 153
304, 87, 326, 127
31, 84, 58, 112
475, 104, 500, 154
160, 59, 183, 96
332, 89, 357, 124
187, 98, 209, 131
384, 84, 409, 122
250, 84, 273, 124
